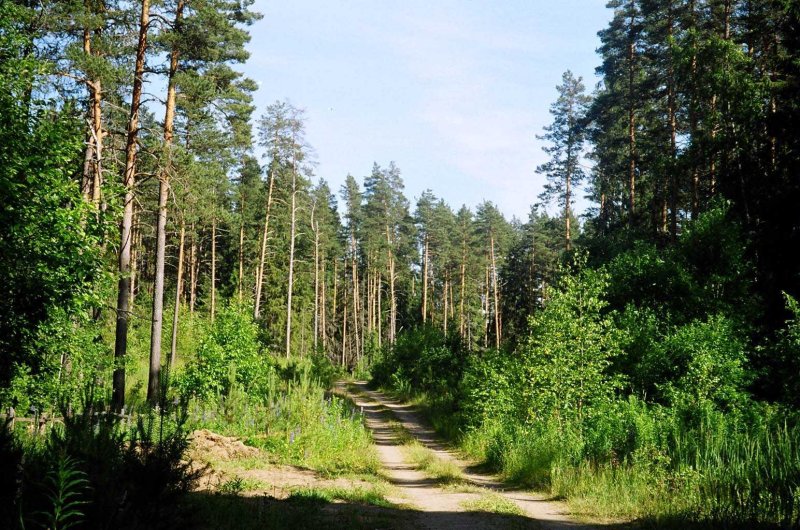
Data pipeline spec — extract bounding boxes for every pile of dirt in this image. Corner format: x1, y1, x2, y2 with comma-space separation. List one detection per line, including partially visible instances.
189, 429, 261, 462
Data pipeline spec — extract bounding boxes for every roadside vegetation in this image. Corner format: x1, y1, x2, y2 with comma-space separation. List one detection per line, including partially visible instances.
372, 210, 800, 527
3, 0, 800, 528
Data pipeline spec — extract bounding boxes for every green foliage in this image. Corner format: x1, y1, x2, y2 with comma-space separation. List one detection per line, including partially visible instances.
34, 455, 89, 530
372, 325, 466, 398
179, 302, 275, 401
652, 316, 749, 411
188, 380, 378, 477
519, 261, 626, 424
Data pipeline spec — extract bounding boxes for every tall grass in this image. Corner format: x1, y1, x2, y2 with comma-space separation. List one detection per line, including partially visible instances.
186, 370, 379, 476
458, 399, 800, 526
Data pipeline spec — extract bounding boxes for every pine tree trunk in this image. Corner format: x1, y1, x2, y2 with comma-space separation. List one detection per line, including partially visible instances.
351, 234, 360, 362
342, 286, 348, 367
285, 171, 297, 358
321, 259, 327, 350
377, 270, 382, 349
668, 5, 678, 239
113, 0, 150, 411
189, 224, 197, 313
254, 167, 275, 318
238, 198, 245, 302
483, 265, 489, 349
170, 218, 186, 369
459, 242, 466, 339
129, 210, 138, 309
313, 213, 320, 352
422, 236, 429, 323
211, 217, 217, 322
628, 18, 637, 226
443, 276, 448, 333
565, 164, 572, 251
490, 234, 500, 349
148, 0, 184, 405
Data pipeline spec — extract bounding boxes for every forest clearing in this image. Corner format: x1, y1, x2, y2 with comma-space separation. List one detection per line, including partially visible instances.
2, 0, 800, 528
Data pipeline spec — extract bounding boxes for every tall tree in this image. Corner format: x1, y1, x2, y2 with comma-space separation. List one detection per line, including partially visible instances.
537, 70, 591, 251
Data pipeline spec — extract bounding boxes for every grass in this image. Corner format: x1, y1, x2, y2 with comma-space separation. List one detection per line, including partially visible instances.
402, 441, 466, 484
185, 374, 380, 477
461, 493, 526, 517
185, 491, 403, 530
288, 484, 397, 508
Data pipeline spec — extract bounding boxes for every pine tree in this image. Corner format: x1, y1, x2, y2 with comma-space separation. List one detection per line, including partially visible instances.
536, 70, 591, 251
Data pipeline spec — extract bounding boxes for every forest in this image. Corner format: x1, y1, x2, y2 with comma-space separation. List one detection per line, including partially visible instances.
1, 0, 799, 528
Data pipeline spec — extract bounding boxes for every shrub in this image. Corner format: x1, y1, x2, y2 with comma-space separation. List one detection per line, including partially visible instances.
179, 302, 275, 402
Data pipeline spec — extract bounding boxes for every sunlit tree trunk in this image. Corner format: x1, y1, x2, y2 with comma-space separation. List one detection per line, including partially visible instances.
254, 166, 275, 318
169, 218, 186, 370
490, 233, 500, 349
148, 0, 184, 405
422, 236, 429, 323
211, 217, 217, 322
285, 168, 297, 357
113, 0, 150, 411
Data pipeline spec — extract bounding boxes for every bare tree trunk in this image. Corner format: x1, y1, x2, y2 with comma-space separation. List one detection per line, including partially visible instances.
342, 286, 348, 368
169, 218, 186, 369
689, 0, 700, 220
628, 30, 637, 226
321, 259, 327, 350
490, 234, 500, 349
254, 167, 275, 318
285, 170, 297, 358
565, 164, 572, 251
211, 217, 217, 322
422, 236, 429, 323
443, 276, 448, 333
113, 0, 150, 411
148, 0, 184, 405
312, 206, 320, 352
668, 4, 678, 239
386, 226, 396, 343
129, 210, 138, 309
377, 270, 382, 349
483, 265, 489, 349
351, 233, 360, 362
459, 242, 466, 339
238, 199, 245, 301
189, 224, 197, 313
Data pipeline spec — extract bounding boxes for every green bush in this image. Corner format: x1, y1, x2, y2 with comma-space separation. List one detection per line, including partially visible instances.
179, 302, 276, 402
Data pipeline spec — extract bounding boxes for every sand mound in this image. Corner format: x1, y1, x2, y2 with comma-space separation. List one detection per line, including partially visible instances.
189, 429, 261, 462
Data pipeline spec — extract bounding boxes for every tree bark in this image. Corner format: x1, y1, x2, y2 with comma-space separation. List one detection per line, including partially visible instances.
285, 169, 297, 357
148, 0, 184, 405
490, 234, 500, 349
312, 206, 320, 352
189, 224, 197, 313
254, 165, 275, 318
211, 217, 217, 322
422, 236, 429, 323
170, 218, 186, 369
113, 0, 150, 412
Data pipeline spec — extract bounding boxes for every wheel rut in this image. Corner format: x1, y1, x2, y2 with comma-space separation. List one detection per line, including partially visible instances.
338, 381, 595, 530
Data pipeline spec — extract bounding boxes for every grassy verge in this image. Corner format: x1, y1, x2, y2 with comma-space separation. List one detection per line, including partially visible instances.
461, 493, 525, 517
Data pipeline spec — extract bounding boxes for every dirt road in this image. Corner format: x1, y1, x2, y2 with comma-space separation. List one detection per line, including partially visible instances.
340, 381, 594, 530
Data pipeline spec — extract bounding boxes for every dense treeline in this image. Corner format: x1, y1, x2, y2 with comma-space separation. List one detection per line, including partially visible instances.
2, 0, 800, 527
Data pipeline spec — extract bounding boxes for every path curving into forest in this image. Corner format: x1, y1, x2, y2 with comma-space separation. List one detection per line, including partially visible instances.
339, 381, 595, 530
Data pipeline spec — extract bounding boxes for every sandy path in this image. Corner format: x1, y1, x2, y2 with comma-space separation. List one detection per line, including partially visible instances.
340, 381, 594, 530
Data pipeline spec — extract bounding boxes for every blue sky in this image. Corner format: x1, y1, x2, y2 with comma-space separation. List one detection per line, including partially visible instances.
242, 1, 612, 221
